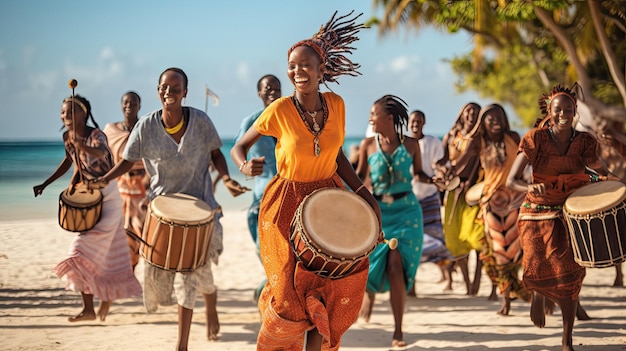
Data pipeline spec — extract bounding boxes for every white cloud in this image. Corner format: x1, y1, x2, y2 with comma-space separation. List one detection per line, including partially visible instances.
63, 47, 127, 85
374, 55, 421, 75
100, 46, 114, 61
235, 62, 250, 86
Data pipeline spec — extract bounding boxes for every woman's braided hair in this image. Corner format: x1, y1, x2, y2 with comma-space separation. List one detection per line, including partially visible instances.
375, 94, 409, 141
63, 94, 100, 130
288, 10, 367, 87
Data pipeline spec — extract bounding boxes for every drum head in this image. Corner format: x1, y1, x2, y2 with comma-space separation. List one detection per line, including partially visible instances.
446, 176, 461, 191
301, 188, 378, 257
465, 182, 485, 206
565, 181, 626, 215
151, 193, 214, 224
61, 186, 102, 207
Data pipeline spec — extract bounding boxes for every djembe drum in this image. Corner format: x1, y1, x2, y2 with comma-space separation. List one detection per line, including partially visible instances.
58, 184, 103, 232
563, 180, 626, 268
141, 193, 217, 272
290, 188, 379, 279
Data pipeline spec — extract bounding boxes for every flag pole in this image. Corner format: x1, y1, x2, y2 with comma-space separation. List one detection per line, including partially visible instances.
204, 85, 209, 113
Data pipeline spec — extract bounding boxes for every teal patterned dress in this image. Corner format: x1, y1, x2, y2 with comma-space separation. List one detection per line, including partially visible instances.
366, 138, 424, 293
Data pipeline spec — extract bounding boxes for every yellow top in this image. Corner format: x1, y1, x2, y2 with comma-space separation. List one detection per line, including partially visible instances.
254, 92, 345, 182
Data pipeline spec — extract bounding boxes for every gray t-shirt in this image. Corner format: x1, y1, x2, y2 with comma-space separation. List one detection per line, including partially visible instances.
123, 107, 222, 212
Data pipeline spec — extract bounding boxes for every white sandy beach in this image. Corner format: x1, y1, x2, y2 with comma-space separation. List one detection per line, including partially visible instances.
1, 210, 625, 351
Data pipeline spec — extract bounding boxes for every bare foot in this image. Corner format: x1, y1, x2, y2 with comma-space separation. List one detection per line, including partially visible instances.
68, 310, 96, 322
469, 253, 483, 296
444, 262, 455, 291
613, 264, 623, 287
436, 260, 450, 283
544, 298, 555, 315
576, 301, 591, 321
391, 338, 407, 348
530, 293, 546, 328
204, 292, 220, 341
497, 295, 511, 316
408, 283, 416, 297
487, 284, 498, 301
206, 306, 220, 341
359, 293, 375, 322
436, 266, 447, 283
97, 301, 111, 321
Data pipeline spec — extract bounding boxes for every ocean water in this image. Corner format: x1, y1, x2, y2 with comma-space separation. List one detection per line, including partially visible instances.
0, 137, 363, 221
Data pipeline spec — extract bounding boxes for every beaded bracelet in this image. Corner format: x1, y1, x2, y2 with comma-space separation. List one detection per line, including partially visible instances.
239, 160, 247, 172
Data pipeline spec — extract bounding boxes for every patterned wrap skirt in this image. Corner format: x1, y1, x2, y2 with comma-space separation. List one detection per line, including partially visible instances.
517, 206, 585, 301
256, 174, 369, 351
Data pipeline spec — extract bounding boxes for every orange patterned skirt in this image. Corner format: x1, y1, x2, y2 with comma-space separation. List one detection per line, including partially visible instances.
256, 174, 368, 351
517, 206, 585, 301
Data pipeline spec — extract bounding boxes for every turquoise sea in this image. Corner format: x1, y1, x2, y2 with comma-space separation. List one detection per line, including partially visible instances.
0, 137, 363, 221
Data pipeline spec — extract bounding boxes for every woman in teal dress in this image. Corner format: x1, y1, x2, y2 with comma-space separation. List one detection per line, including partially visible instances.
356, 95, 432, 347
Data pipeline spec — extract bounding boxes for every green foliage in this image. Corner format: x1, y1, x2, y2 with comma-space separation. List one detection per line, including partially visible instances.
447, 46, 546, 127
497, 1, 536, 21
372, 0, 626, 126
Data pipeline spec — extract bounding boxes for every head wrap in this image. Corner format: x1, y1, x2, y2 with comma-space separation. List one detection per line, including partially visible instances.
537, 83, 579, 128
287, 11, 367, 85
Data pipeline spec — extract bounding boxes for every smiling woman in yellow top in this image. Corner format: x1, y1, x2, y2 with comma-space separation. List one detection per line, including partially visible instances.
231, 11, 381, 351
254, 92, 344, 181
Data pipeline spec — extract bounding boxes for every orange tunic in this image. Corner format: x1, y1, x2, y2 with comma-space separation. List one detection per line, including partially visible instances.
517, 128, 597, 301
253, 92, 368, 350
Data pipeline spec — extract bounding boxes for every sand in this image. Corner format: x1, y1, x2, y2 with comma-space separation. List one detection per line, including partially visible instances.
0, 211, 625, 351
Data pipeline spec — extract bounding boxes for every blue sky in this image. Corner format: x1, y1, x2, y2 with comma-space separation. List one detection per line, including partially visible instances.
0, 0, 495, 141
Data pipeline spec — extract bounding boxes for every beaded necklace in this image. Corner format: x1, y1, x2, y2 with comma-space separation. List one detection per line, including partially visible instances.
292, 93, 328, 157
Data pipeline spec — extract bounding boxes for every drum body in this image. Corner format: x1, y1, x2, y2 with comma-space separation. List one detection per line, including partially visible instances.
290, 188, 379, 279
465, 182, 485, 206
142, 193, 216, 272
58, 186, 103, 232
563, 181, 626, 268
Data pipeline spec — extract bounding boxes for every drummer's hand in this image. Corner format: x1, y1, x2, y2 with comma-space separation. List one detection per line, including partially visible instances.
67, 183, 76, 195
223, 177, 250, 197
88, 178, 109, 190
434, 166, 447, 180
240, 156, 265, 177
528, 183, 545, 196
33, 184, 45, 197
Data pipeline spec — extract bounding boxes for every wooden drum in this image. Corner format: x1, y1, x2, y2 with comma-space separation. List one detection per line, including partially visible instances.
564, 181, 626, 268
290, 188, 379, 279
58, 185, 102, 233
142, 193, 216, 272
465, 182, 485, 207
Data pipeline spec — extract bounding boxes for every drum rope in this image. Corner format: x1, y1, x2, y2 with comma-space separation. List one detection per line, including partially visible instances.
179, 228, 189, 272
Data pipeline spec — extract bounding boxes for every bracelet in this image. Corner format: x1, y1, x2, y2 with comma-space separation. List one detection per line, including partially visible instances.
239, 160, 247, 172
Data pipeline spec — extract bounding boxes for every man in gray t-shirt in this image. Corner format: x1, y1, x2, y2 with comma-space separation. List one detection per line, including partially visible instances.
97, 67, 248, 348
